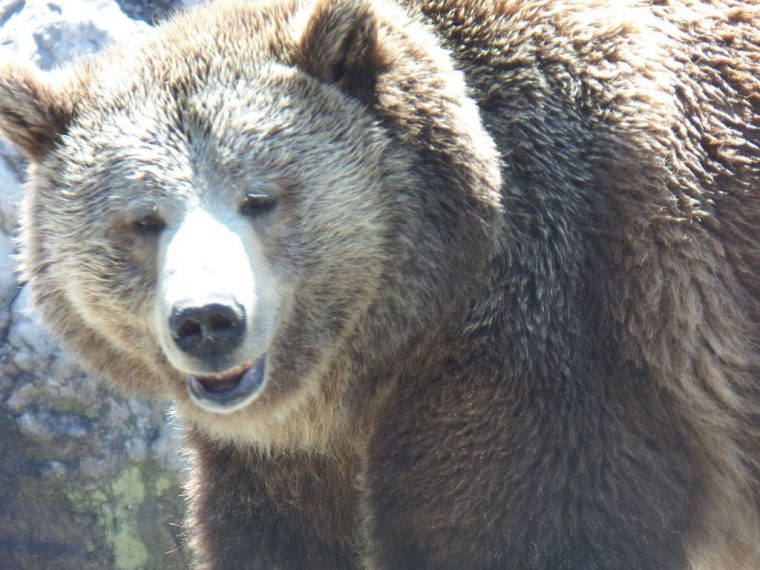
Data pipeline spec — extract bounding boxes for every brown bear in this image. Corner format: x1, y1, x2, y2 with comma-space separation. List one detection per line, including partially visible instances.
0, 0, 758, 568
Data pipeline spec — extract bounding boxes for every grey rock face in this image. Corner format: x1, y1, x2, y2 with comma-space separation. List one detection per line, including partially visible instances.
0, 1, 194, 568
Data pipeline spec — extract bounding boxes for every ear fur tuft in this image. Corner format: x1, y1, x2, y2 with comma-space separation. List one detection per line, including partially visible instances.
295, 0, 384, 102
0, 61, 74, 161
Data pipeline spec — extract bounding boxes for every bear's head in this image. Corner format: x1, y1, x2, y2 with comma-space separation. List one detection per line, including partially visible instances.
0, 0, 501, 446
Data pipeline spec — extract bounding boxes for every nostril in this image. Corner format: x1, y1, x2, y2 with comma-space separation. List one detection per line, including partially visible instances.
209, 312, 234, 332
177, 319, 203, 344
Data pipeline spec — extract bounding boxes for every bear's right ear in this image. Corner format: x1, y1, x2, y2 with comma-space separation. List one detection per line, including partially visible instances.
293, 0, 385, 103
0, 61, 75, 162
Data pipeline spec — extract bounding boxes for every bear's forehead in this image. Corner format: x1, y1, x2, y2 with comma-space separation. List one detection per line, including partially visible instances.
67, 68, 367, 173
55, 76, 382, 207
66, 1, 365, 152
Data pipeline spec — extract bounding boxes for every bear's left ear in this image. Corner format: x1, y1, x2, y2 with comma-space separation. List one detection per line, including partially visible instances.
0, 61, 75, 162
294, 0, 385, 102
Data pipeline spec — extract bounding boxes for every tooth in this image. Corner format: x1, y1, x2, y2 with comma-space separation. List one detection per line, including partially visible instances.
200, 361, 254, 382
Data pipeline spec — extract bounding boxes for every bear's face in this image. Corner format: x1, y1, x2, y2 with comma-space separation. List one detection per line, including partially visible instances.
0, 0, 502, 446
21, 62, 403, 439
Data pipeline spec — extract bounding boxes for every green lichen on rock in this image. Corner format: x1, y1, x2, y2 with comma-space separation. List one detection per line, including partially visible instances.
65, 464, 190, 570
0, 413, 188, 569
98, 467, 149, 570
152, 473, 174, 495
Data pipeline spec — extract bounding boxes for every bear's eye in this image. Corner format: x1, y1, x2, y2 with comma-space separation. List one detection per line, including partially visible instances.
239, 193, 276, 218
132, 211, 166, 236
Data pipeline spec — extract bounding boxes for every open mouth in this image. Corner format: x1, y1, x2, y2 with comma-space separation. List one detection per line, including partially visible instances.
187, 355, 266, 414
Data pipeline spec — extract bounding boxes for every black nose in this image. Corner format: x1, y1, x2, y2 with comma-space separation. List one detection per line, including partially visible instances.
170, 299, 246, 360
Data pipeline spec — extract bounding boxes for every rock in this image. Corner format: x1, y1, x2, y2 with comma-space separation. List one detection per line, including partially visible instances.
116, 0, 188, 24
0, 1, 194, 568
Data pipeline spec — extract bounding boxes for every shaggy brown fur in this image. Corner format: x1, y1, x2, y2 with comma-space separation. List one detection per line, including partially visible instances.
0, 0, 758, 568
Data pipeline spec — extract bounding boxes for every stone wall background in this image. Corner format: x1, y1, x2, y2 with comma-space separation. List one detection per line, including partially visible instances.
0, 1, 196, 568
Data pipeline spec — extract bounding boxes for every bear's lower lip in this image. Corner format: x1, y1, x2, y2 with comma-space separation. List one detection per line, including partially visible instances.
187, 355, 266, 414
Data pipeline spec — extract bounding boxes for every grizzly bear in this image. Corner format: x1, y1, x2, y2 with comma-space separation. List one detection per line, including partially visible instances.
0, 0, 758, 568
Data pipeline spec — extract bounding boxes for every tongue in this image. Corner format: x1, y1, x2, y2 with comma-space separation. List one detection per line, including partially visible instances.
197, 373, 245, 394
